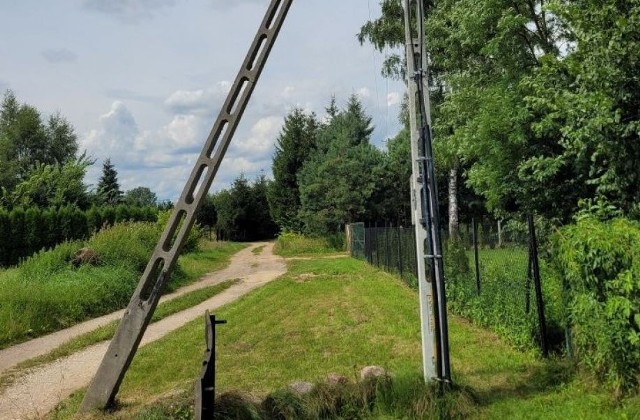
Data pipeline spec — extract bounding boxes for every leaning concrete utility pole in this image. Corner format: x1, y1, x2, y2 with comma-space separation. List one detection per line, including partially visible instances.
80, 0, 294, 411
403, 0, 452, 384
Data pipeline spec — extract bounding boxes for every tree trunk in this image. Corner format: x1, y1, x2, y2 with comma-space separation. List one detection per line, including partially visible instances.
448, 166, 459, 238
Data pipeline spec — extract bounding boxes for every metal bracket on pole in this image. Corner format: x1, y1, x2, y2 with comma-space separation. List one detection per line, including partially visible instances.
79, 0, 294, 412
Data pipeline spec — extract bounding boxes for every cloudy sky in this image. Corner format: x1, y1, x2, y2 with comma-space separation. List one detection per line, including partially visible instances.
0, 0, 405, 201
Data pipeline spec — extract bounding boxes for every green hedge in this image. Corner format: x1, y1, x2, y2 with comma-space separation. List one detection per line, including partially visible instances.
0, 205, 158, 267
552, 217, 640, 394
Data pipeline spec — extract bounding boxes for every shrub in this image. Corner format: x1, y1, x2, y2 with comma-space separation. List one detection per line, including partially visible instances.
552, 217, 640, 394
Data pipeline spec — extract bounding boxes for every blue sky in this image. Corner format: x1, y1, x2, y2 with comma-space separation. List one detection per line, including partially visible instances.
0, 0, 404, 201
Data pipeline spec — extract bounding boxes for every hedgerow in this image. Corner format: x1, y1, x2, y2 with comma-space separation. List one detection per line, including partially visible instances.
0, 205, 157, 267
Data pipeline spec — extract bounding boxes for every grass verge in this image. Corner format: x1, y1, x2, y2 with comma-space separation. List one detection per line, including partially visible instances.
273, 233, 344, 258
50, 257, 640, 419
0, 227, 246, 349
0, 279, 240, 388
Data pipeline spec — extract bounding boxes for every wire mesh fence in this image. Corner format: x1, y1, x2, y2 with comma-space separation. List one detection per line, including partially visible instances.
347, 216, 551, 353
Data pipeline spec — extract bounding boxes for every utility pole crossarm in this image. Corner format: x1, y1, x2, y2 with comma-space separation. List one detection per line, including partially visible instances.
80, 0, 294, 412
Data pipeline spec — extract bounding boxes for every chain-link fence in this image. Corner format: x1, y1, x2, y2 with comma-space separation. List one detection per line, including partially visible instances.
348, 217, 553, 354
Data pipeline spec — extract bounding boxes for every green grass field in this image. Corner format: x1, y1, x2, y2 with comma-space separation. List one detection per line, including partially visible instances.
49, 256, 639, 419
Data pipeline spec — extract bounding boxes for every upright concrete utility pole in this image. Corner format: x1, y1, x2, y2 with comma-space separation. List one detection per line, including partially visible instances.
80, 0, 294, 412
403, 0, 452, 384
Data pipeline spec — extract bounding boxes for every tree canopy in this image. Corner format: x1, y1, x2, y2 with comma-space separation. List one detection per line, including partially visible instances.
0, 90, 79, 195
358, 0, 640, 223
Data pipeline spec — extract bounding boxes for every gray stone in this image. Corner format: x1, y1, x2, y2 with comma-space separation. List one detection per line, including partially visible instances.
288, 381, 314, 395
360, 366, 387, 381
325, 373, 349, 386
72, 247, 99, 267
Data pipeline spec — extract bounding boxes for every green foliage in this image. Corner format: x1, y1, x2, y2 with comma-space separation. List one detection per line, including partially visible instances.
267, 108, 319, 232
124, 186, 158, 207
213, 174, 278, 241
0, 91, 79, 194
156, 210, 202, 254
359, 1, 640, 222
1, 157, 91, 210
0, 205, 158, 267
552, 217, 640, 394
298, 95, 383, 235
195, 194, 217, 228
96, 158, 122, 206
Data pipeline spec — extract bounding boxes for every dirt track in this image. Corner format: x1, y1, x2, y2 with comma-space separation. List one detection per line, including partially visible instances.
0, 242, 286, 420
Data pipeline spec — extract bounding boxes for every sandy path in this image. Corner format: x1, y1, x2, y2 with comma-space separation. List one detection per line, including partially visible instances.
0, 242, 286, 420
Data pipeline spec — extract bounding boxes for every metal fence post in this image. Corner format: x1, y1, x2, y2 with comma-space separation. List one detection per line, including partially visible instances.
397, 226, 403, 279
528, 214, 548, 357
472, 217, 481, 295
196, 311, 227, 420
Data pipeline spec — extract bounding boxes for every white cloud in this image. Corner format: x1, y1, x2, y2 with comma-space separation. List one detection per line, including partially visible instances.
164, 82, 231, 116
387, 91, 401, 107
42, 48, 78, 64
82, 98, 280, 200
83, 101, 139, 157
161, 114, 200, 151
230, 116, 283, 160
82, 0, 179, 23
357, 87, 372, 99
208, 0, 266, 11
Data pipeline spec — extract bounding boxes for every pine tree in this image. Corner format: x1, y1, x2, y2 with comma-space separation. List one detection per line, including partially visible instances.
267, 108, 319, 232
297, 96, 382, 234
96, 158, 122, 206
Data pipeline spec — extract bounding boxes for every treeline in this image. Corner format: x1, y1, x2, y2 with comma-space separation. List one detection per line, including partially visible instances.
0, 205, 157, 266
200, 95, 418, 242
268, 96, 414, 236
198, 175, 278, 242
359, 0, 640, 224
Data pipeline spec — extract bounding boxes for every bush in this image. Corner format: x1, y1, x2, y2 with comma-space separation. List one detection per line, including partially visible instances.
90, 222, 160, 272
552, 217, 640, 394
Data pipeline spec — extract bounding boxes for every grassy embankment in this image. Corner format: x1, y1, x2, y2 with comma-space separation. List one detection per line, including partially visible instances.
0, 222, 246, 349
273, 232, 345, 258
48, 238, 640, 419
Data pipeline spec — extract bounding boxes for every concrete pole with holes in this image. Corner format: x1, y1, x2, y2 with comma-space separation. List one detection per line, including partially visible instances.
79, 0, 294, 411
